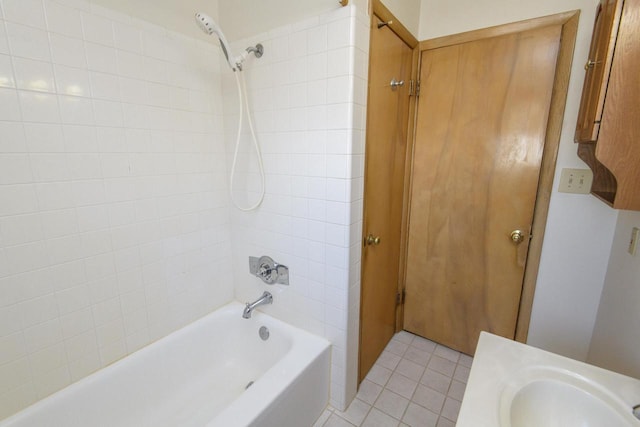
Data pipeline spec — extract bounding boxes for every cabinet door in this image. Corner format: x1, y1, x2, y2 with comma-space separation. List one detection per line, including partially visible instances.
574, 0, 623, 143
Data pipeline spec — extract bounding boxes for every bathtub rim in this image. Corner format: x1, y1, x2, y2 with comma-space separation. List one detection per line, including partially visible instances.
208, 302, 331, 426
0, 301, 331, 427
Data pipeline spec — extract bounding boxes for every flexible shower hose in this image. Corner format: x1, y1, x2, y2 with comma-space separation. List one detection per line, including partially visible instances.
229, 70, 265, 211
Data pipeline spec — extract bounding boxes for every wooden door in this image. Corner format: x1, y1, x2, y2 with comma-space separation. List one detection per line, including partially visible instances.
359, 14, 413, 381
403, 24, 562, 356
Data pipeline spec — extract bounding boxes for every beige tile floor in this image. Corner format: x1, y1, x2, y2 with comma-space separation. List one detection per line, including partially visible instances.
314, 331, 473, 427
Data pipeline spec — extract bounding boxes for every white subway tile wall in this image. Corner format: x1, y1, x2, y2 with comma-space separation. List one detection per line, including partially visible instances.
226, 4, 369, 410
0, 0, 233, 419
0, 0, 372, 420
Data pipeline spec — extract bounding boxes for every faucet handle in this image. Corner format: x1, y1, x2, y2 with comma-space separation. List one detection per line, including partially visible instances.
258, 262, 278, 283
276, 264, 289, 285
249, 256, 289, 285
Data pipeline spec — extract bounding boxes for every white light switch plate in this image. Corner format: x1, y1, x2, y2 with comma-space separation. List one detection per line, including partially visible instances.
558, 168, 593, 194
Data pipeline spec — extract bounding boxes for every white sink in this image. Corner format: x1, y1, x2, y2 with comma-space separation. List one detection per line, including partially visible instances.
505, 371, 635, 426
457, 332, 640, 427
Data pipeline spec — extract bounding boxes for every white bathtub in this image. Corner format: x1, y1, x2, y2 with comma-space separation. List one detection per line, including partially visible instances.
0, 302, 331, 427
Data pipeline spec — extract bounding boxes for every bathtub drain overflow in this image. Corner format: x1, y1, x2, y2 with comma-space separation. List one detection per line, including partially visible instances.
259, 326, 270, 341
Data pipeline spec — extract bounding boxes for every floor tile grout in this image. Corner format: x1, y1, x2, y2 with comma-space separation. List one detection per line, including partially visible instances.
316, 331, 473, 427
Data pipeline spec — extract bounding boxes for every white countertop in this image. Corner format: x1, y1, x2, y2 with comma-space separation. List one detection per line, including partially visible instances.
457, 332, 640, 427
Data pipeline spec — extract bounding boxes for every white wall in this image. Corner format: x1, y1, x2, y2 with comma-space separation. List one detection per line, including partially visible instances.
420, 0, 582, 40
89, 0, 218, 42
379, 0, 422, 37
88, 0, 372, 44
222, 3, 370, 410
588, 210, 640, 378
217, 0, 420, 42
219, 0, 345, 41
0, 0, 233, 419
418, 0, 619, 361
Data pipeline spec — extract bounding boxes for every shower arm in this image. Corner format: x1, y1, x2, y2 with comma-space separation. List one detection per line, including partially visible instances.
246, 44, 264, 58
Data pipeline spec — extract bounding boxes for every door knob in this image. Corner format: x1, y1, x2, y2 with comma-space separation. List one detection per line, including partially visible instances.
510, 230, 525, 244
365, 234, 381, 246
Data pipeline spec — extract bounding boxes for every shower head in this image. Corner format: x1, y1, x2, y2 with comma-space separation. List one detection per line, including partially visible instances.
195, 12, 236, 70
194, 12, 225, 38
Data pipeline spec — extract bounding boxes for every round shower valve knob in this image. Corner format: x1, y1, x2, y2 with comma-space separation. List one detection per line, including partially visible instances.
258, 256, 279, 284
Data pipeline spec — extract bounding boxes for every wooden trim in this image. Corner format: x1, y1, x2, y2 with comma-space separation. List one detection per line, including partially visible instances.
421, 10, 579, 51
371, 0, 419, 48
515, 11, 581, 343
396, 47, 420, 333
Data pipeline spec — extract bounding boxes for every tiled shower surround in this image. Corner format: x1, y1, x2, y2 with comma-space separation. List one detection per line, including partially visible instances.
0, 0, 369, 420
0, 0, 232, 419
227, 4, 369, 409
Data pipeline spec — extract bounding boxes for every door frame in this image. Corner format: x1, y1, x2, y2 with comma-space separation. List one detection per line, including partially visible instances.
398, 11, 580, 343
358, 0, 419, 383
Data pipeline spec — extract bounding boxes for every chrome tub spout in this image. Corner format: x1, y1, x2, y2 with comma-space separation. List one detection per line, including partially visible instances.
243, 291, 273, 319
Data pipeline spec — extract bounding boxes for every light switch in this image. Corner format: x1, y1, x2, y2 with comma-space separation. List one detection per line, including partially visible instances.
558, 168, 593, 194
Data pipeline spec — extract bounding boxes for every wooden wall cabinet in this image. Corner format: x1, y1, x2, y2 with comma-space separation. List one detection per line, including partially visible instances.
575, 0, 640, 210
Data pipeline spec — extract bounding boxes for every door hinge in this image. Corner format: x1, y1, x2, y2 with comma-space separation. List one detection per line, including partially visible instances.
409, 80, 420, 97
396, 289, 406, 305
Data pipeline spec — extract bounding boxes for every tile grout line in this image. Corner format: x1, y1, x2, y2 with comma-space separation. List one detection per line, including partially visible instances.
324, 331, 471, 426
